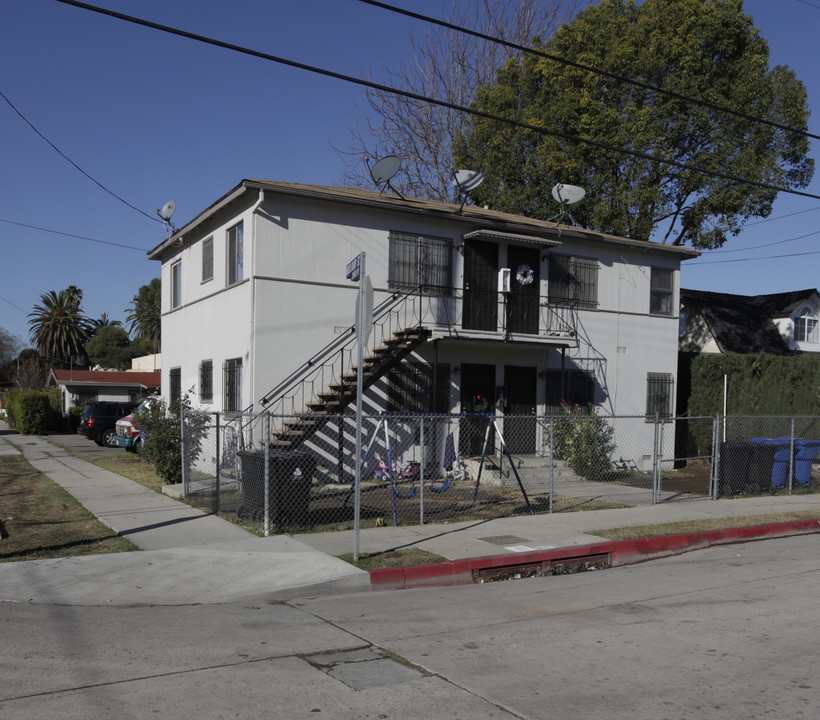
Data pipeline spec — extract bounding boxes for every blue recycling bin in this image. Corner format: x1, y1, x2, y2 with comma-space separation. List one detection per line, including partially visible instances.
791, 438, 820, 487
750, 438, 791, 489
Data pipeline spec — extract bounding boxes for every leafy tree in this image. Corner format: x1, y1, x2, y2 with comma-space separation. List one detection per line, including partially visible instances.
13, 349, 49, 391
0, 327, 20, 385
339, 0, 587, 201
86, 325, 138, 370
127, 278, 161, 353
454, 0, 814, 249
28, 288, 89, 365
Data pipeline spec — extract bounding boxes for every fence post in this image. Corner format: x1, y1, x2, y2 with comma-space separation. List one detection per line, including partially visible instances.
712, 414, 721, 500
789, 417, 795, 496
549, 416, 554, 514
264, 412, 270, 537
181, 405, 188, 498
215, 412, 221, 515
419, 416, 426, 525
652, 413, 660, 504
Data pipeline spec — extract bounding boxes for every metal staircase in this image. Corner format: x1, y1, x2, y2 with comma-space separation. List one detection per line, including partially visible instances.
258, 289, 430, 450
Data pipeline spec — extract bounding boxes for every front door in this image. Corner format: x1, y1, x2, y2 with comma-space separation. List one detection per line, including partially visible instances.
460, 363, 495, 456
507, 245, 540, 335
504, 365, 537, 454
463, 240, 498, 331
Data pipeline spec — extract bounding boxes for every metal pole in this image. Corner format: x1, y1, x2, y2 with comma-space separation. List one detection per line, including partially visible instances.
789, 416, 795, 496
181, 405, 188, 498
419, 416, 425, 525
214, 412, 221, 515
549, 416, 554, 513
354, 253, 366, 560
264, 412, 271, 536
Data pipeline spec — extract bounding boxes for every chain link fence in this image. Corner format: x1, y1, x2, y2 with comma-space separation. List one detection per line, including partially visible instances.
178, 410, 820, 535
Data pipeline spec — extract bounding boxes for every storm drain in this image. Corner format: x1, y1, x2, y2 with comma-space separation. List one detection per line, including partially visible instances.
304, 646, 425, 690
473, 552, 611, 583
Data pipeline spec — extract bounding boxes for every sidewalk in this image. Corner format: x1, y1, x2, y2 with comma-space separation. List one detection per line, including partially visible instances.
1, 421, 819, 605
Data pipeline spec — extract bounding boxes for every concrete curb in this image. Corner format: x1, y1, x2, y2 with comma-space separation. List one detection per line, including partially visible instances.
368, 518, 820, 591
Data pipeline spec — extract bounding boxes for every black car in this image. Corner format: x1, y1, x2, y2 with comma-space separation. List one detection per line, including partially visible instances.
78, 401, 138, 448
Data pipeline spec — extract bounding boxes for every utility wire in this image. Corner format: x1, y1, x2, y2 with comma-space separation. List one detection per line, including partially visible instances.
689, 248, 820, 265
358, 0, 820, 142
706, 228, 820, 254
53, 0, 820, 203
0, 88, 160, 225
0, 293, 28, 314
0, 218, 147, 252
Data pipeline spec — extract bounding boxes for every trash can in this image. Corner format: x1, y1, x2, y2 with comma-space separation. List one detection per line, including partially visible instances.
751, 438, 792, 489
718, 442, 752, 497
792, 439, 820, 487
237, 450, 316, 526
747, 442, 777, 494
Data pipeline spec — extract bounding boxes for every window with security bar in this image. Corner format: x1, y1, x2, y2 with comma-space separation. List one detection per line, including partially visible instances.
388, 231, 453, 295
169, 367, 181, 405
544, 369, 595, 414
199, 360, 213, 403
548, 255, 598, 309
224, 358, 242, 412
387, 362, 451, 413
646, 373, 673, 419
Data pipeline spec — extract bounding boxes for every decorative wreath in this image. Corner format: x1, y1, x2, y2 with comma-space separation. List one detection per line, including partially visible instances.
516, 264, 535, 286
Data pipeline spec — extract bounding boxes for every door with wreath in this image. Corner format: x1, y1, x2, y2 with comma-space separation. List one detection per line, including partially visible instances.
507, 245, 540, 335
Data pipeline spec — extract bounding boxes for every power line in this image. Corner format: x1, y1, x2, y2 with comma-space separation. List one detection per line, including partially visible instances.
707, 228, 820, 254
0, 88, 160, 225
0, 218, 147, 252
358, 0, 820, 142
742, 205, 820, 227
53, 0, 820, 204
0, 293, 27, 314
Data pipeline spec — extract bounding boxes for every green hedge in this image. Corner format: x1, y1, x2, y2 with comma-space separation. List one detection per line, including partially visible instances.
6, 390, 52, 435
687, 354, 820, 417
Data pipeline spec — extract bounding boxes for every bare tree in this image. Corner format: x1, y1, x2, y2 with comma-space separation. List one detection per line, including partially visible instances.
337, 0, 588, 201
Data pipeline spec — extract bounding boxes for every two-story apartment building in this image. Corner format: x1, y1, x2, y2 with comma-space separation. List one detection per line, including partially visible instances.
148, 180, 697, 470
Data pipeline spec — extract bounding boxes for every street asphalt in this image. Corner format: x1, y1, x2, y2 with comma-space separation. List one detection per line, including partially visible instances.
1, 419, 819, 605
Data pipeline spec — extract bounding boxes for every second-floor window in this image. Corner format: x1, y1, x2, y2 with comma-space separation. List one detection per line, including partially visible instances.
202, 237, 213, 283
650, 268, 674, 315
795, 308, 818, 343
548, 255, 598, 309
171, 261, 182, 309
388, 231, 452, 295
227, 222, 243, 286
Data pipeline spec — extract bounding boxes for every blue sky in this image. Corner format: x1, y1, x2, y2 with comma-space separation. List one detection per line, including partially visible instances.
2, 0, 819, 347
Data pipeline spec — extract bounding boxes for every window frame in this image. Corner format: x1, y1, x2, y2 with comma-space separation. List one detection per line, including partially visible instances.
646, 372, 674, 420
649, 267, 674, 316
171, 260, 182, 309
199, 359, 213, 403
388, 231, 453, 296
548, 254, 599, 309
227, 222, 244, 287
223, 358, 243, 412
169, 367, 182, 406
202, 236, 214, 283
795, 307, 818, 344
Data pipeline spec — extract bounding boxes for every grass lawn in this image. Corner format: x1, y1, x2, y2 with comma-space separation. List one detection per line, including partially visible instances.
0, 454, 138, 562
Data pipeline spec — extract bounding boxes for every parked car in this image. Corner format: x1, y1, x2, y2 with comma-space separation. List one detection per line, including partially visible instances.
115, 395, 158, 453
78, 401, 138, 448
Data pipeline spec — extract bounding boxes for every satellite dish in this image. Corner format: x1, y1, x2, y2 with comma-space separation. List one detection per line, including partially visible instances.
451, 169, 484, 192
369, 156, 401, 185
551, 183, 586, 206
158, 201, 176, 221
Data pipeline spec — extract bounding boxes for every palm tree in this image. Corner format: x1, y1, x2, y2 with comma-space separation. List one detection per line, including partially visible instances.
126, 278, 161, 353
28, 288, 89, 365
88, 312, 123, 334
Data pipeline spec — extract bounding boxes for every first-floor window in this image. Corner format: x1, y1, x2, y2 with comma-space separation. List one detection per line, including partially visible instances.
387, 362, 450, 413
544, 369, 595, 414
646, 373, 673, 419
169, 367, 182, 405
199, 360, 213, 403
224, 358, 242, 412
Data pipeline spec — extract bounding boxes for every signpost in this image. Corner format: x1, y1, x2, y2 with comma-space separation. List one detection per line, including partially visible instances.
348, 252, 371, 560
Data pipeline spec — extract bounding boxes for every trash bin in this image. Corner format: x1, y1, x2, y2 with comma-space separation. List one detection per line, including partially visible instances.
718, 442, 752, 497
237, 450, 316, 526
747, 442, 777, 494
751, 438, 792, 489
792, 439, 820, 487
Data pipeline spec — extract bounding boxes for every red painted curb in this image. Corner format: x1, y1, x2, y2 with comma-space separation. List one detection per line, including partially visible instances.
368, 518, 820, 591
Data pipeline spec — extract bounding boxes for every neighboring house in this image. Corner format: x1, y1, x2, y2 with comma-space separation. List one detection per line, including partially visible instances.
679, 288, 820, 355
50, 369, 161, 415
130, 353, 162, 372
147, 179, 697, 471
